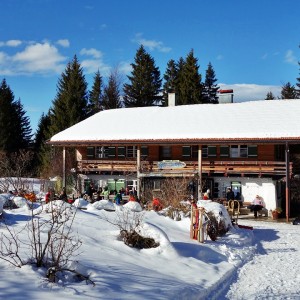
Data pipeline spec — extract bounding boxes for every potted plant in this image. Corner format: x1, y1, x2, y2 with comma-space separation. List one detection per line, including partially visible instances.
272, 207, 282, 220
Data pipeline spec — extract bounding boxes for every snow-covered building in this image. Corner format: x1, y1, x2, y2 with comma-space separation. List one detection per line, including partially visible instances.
48, 97, 300, 218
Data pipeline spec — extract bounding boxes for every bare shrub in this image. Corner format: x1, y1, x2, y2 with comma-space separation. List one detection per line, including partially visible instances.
0, 150, 41, 192
110, 209, 159, 249
0, 201, 93, 284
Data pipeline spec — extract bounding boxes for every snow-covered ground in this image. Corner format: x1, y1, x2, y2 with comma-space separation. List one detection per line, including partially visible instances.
0, 195, 299, 299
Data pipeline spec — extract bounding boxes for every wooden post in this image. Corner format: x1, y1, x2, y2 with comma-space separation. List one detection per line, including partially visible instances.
198, 146, 202, 200
136, 146, 141, 200
62, 147, 66, 188
190, 206, 194, 239
198, 207, 205, 243
285, 142, 290, 223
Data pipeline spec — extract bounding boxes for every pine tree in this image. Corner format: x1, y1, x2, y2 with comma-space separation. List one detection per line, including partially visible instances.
13, 99, 33, 149
50, 55, 88, 135
202, 62, 219, 104
88, 70, 103, 116
162, 59, 178, 106
176, 49, 203, 105
281, 82, 297, 99
265, 91, 276, 100
0, 79, 32, 153
123, 45, 162, 107
102, 69, 122, 110
33, 112, 51, 176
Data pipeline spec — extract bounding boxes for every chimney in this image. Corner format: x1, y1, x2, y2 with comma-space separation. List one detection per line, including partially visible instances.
168, 92, 176, 106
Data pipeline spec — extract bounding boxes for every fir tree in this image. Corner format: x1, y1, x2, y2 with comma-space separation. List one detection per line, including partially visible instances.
123, 45, 162, 107
162, 59, 178, 106
88, 70, 103, 116
0, 79, 32, 153
265, 91, 276, 100
102, 69, 122, 110
13, 99, 33, 149
33, 112, 51, 176
202, 62, 219, 104
176, 49, 203, 105
50, 55, 88, 135
281, 82, 297, 99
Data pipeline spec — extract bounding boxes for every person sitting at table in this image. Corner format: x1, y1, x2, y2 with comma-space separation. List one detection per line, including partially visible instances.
249, 195, 265, 218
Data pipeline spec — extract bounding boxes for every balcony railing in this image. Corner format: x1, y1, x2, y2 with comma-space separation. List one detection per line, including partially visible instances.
78, 159, 292, 177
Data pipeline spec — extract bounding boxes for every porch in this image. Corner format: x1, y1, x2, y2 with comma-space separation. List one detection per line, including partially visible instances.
78, 159, 291, 177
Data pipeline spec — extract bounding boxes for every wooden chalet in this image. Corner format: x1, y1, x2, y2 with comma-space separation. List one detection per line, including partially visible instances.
48, 97, 300, 220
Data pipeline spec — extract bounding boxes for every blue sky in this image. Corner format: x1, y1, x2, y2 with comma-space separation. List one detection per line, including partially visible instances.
0, 0, 299, 133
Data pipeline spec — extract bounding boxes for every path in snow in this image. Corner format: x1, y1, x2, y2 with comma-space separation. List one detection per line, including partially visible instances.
224, 220, 300, 299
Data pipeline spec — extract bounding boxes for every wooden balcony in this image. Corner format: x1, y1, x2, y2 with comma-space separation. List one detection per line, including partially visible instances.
78, 159, 292, 177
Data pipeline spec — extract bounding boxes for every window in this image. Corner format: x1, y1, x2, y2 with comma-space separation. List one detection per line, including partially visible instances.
220, 146, 229, 157
182, 146, 198, 158
202, 146, 216, 158
229, 145, 258, 158
95, 146, 112, 158
248, 145, 258, 157
141, 146, 148, 158
240, 145, 248, 158
108, 147, 116, 158
86, 147, 95, 159
160, 146, 171, 159
182, 146, 191, 157
117, 147, 126, 158
127, 146, 137, 158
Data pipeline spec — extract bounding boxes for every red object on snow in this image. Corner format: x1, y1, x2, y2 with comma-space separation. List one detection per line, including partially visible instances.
219, 89, 233, 94
237, 224, 253, 230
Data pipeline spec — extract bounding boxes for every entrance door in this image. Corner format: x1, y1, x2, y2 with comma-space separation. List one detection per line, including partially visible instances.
231, 181, 241, 200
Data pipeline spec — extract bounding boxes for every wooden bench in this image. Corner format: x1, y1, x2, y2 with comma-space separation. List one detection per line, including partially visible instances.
242, 202, 268, 217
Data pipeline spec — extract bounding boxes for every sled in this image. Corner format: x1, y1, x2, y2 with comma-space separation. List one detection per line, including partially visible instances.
236, 224, 253, 230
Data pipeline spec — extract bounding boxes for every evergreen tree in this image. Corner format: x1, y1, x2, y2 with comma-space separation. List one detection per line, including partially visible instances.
176, 49, 203, 105
33, 112, 51, 176
0, 79, 32, 153
50, 55, 88, 135
88, 70, 103, 116
13, 99, 33, 149
281, 82, 297, 99
123, 45, 162, 107
202, 62, 219, 104
162, 59, 178, 106
102, 69, 122, 110
265, 91, 276, 100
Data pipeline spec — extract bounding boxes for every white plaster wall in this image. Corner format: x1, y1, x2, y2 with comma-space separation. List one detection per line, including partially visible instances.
214, 176, 277, 210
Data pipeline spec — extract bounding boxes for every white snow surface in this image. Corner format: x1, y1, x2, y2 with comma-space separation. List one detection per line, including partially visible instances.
49, 100, 300, 142
0, 199, 299, 299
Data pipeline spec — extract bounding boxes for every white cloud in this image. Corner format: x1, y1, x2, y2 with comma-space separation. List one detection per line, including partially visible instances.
133, 33, 171, 53
79, 48, 111, 75
285, 50, 298, 65
12, 42, 67, 74
219, 83, 281, 102
118, 61, 132, 74
0, 39, 22, 47
56, 39, 70, 48
80, 48, 102, 59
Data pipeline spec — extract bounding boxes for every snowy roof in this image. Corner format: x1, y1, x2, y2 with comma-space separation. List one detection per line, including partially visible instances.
49, 99, 300, 145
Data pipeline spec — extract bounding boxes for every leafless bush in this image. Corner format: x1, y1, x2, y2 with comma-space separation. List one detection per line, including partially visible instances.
0, 150, 39, 192
0, 225, 27, 267
154, 177, 191, 220
110, 209, 159, 249
0, 201, 93, 284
